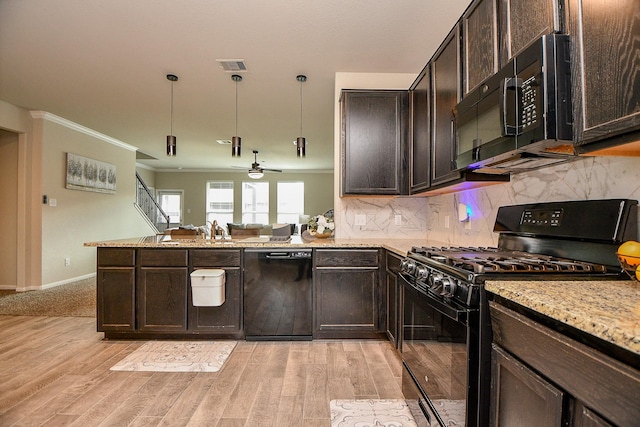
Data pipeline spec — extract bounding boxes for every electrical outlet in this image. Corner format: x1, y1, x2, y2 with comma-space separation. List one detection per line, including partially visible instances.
49, 198, 57, 207
394, 214, 402, 225
64, 257, 71, 267
445, 215, 450, 229
355, 214, 366, 226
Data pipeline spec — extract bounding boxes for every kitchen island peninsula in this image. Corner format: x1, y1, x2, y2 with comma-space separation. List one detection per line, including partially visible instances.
85, 235, 436, 340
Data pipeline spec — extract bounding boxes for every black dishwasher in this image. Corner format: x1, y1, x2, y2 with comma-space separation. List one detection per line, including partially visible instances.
243, 248, 313, 340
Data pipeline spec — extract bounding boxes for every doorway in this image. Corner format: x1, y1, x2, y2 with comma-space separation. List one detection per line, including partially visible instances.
0, 129, 19, 290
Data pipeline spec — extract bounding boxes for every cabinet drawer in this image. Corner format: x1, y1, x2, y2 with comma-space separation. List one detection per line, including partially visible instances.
315, 249, 379, 268
98, 248, 135, 267
138, 249, 188, 267
190, 249, 241, 267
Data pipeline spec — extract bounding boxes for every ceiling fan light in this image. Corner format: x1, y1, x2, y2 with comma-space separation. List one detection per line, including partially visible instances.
232, 136, 241, 157
167, 135, 177, 156
248, 170, 263, 179
296, 136, 306, 158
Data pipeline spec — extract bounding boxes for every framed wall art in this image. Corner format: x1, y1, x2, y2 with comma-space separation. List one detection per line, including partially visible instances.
65, 153, 117, 194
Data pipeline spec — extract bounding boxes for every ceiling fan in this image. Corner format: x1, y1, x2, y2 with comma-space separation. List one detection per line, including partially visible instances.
235, 150, 282, 179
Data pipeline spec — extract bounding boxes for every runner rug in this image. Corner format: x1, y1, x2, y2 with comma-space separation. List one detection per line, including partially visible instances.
330, 399, 418, 427
110, 341, 237, 373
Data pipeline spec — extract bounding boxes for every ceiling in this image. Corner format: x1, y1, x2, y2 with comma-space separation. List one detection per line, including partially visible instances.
0, 0, 469, 173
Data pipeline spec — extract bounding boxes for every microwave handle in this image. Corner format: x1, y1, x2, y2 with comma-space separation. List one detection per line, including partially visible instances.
450, 119, 457, 170
502, 77, 522, 136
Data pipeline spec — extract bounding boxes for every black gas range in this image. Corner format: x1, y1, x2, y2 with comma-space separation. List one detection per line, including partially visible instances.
400, 199, 638, 427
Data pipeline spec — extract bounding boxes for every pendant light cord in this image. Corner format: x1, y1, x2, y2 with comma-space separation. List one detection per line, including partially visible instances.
170, 80, 174, 135
299, 79, 303, 135
235, 79, 238, 136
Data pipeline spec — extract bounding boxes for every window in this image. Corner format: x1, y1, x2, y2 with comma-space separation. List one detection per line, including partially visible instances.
156, 190, 183, 226
206, 181, 234, 225
277, 182, 304, 223
242, 181, 269, 224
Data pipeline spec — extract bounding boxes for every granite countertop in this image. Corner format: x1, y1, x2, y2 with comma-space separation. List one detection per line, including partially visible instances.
84, 235, 443, 257
485, 280, 640, 356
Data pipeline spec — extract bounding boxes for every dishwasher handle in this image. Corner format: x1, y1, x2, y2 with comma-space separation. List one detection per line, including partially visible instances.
264, 251, 312, 260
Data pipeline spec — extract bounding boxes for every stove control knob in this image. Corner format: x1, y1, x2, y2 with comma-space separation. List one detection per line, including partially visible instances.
430, 273, 443, 294
401, 259, 416, 274
416, 265, 429, 281
442, 278, 457, 297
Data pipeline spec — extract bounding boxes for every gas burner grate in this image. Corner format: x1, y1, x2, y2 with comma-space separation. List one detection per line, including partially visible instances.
410, 246, 608, 274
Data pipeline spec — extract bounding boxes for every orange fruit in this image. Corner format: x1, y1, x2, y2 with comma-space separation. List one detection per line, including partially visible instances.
617, 240, 640, 267
636, 264, 640, 281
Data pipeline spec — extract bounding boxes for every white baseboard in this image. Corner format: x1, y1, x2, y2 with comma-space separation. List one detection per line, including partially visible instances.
41, 273, 96, 290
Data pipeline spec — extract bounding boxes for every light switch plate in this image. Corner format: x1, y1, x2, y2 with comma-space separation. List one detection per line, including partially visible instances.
394, 214, 402, 225
355, 214, 366, 226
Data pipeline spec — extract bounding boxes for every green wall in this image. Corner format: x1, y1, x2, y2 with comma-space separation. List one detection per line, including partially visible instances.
153, 171, 334, 226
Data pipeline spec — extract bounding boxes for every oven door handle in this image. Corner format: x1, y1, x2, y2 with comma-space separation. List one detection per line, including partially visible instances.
400, 273, 468, 323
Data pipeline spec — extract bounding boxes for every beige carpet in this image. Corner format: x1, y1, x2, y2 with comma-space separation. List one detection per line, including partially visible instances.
110, 341, 237, 372
0, 278, 95, 317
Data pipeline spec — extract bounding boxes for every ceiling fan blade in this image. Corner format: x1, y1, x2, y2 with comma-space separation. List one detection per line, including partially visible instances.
262, 168, 282, 173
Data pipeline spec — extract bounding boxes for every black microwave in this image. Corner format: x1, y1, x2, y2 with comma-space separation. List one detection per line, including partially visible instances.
454, 34, 574, 173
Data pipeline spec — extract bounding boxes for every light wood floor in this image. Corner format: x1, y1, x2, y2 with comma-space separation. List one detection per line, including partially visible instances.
0, 315, 404, 426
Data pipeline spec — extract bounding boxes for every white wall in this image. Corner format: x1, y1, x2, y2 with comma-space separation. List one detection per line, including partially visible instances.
35, 112, 156, 288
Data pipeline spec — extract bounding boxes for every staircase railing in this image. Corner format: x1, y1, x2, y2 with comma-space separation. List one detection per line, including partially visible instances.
135, 172, 170, 232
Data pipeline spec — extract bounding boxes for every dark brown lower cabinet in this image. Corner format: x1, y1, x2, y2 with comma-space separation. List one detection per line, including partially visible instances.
489, 300, 640, 427
385, 251, 402, 348
97, 267, 135, 332
189, 249, 242, 337
490, 344, 564, 426
96, 248, 135, 333
137, 267, 188, 332
313, 248, 383, 339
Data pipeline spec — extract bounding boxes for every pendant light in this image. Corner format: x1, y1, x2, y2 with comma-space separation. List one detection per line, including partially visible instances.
296, 74, 307, 157
231, 74, 242, 157
166, 74, 178, 156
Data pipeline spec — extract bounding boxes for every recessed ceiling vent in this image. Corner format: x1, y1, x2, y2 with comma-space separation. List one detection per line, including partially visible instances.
216, 59, 247, 72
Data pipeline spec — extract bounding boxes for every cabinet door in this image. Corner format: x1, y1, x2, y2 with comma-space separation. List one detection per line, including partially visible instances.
572, 402, 614, 427
463, 0, 498, 95
314, 269, 379, 334
188, 267, 242, 333
499, 0, 561, 64
385, 252, 402, 348
410, 68, 431, 194
432, 25, 462, 185
96, 268, 135, 332
341, 90, 409, 195
491, 344, 564, 427
569, 0, 640, 147
137, 267, 188, 331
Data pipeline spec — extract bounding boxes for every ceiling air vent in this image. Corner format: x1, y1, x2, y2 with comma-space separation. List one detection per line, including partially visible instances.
216, 59, 247, 72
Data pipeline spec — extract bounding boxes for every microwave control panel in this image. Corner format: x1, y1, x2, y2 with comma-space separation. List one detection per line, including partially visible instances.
521, 75, 538, 130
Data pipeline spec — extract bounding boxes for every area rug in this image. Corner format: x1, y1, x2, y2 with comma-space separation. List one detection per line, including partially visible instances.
330, 399, 418, 427
110, 341, 237, 372
0, 278, 95, 317
431, 399, 465, 426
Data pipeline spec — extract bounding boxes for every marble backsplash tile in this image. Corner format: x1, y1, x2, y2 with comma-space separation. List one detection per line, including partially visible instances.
335, 156, 640, 246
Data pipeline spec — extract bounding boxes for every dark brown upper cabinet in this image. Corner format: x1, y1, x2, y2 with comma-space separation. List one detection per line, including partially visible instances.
568, 0, 640, 154
409, 66, 431, 194
340, 90, 409, 196
431, 24, 462, 186
463, 0, 499, 96
498, 0, 563, 66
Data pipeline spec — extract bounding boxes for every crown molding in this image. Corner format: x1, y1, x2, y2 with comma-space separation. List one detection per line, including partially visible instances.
30, 111, 137, 152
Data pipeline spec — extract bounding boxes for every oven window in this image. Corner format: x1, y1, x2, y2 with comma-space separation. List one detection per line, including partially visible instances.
403, 285, 468, 426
